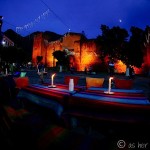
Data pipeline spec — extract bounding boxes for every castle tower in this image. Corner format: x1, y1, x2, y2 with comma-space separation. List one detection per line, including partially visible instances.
46, 40, 62, 67
32, 32, 47, 66
32, 33, 43, 66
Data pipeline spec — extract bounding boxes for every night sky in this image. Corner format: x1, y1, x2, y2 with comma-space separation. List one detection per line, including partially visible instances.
1, 0, 150, 38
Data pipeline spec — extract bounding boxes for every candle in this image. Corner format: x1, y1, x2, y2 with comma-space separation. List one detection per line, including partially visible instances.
51, 73, 56, 86
104, 77, 114, 94
69, 79, 74, 92
44, 68, 45, 72
108, 77, 113, 93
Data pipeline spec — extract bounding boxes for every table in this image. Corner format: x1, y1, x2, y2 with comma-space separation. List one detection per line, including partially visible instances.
17, 83, 150, 128
62, 88, 150, 128
17, 84, 76, 117
86, 87, 146, 98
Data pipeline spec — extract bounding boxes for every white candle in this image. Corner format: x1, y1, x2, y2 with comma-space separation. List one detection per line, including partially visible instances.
44, 68, 45, 72
51, 74, 55, 86
38, 69, 40, 73
69, 79, 74, 92
108, 77, 113, 93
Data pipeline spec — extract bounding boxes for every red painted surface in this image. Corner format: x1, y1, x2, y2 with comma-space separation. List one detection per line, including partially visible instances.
114, 79, 133, 89
14, 77, 29, 88
64, 76, 80, 86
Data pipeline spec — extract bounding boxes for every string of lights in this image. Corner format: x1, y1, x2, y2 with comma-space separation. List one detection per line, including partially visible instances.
40, 0, 71, 32
3, 19, 31, 36
2, 8, 50, 35
2, 0, 71, 35
16, 9, 50, 33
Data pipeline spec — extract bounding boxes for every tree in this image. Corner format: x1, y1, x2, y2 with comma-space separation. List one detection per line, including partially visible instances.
0, 16, 3, 45
52, 49, 72, 72
126, 26, 145, 68
96, 25, 129, 61
52, 50, 68, 66
53, 50, 64, 65
36, 56, 43, 64
1, 46, 29, 64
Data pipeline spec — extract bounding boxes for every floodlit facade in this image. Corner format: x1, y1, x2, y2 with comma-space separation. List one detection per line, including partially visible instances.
32, 32, 150, 74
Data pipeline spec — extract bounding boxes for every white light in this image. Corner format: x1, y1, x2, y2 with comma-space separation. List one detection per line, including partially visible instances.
51, 73, 55, 86
2, 41, 6, 45
104, 77, 114, 94
119, 19, 122, 23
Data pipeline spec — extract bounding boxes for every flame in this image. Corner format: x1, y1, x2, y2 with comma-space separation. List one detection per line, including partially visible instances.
51, 73, 56, 86
110, 77, 113, 80
51, 73, 56, 78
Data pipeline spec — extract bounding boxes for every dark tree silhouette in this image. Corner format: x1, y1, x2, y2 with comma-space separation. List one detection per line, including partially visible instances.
126, 26, 145, 68
1, 46, 29, 63
52, 50, 68, 65
36, 56, 43, 64
97, 25, 129, 61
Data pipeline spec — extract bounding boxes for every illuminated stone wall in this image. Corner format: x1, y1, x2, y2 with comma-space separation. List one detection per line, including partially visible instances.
46, 40, 62, 67
143, 46, 150, 71
32, 32, 114, 71
79, 40, 99, 71
45, 33, 82, 67
146, 46, 150, 67
32, 32, 149, 74
73, 41, 81, 70
32, 33, 43, 65
62, 33, 81, 49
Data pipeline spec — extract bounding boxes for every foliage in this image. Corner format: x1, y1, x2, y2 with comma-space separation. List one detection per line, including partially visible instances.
52, 50, 69, 66
96, 25, 129, 61
0, 46, 29, 63
36, 56, 43, 63
125, 26, 145, 67
96, 25, 146, 68
52, 50, 72, 70
3, 26, 149, 69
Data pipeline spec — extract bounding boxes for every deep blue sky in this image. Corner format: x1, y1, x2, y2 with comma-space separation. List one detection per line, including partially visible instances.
1, 0, 150, 38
